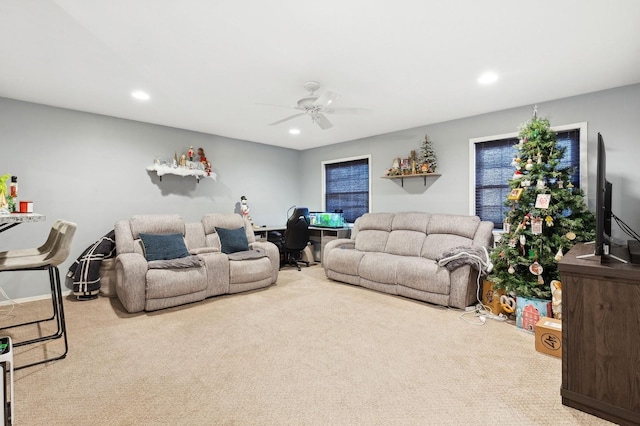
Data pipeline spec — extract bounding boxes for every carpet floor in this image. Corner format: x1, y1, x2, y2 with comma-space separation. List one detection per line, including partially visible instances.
3, 265, 612, 425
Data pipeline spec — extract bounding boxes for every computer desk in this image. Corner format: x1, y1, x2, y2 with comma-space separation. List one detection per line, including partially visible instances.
253, 225, 351, 263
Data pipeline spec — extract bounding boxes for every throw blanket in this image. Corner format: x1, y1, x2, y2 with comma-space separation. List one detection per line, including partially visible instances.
436, 245, 493, 276
67, 229, 116, 299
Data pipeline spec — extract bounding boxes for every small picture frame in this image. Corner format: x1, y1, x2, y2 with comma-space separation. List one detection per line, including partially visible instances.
535, 194, 551, 209
507, 188, 523, 201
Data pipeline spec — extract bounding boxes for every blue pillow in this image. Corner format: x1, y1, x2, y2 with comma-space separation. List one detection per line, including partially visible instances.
139, 233, 190, 261
215, 227, 249, 254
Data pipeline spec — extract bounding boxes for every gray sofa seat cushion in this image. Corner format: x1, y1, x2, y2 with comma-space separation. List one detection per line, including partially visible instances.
395, 257, 450, 295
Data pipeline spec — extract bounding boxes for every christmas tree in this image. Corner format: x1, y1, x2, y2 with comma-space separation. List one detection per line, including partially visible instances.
488, 110, 595, 299
420, 134, 437, 173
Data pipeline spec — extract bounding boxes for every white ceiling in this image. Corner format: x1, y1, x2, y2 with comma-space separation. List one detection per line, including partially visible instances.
1, 1, 639, 151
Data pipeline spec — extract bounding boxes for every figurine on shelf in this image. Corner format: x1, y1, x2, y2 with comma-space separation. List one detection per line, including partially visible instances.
240, 196, 254, 226
180, 153, 187, 167
188, 146, 195, 161
198, 147, 212, 175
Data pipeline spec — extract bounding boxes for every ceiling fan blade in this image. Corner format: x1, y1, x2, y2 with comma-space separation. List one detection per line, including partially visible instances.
269, 112, 306, 126
256, 102, 300, 110
313, 90, 339, 108
313, 113, 333, 130
323, 107, 372, 115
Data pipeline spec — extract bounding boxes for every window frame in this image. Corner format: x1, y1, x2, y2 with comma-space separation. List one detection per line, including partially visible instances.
321, 154, 372, 223
469, 122, 588, 226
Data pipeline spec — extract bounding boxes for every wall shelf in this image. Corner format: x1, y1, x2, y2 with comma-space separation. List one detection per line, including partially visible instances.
381, 173, 441, 187
146, 164, 216, 183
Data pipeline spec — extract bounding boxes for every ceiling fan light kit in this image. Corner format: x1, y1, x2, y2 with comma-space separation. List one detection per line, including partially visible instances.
263, 81, 367, 130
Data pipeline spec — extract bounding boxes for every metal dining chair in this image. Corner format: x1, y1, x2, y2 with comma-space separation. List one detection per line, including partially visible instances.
0, 220, 77, 370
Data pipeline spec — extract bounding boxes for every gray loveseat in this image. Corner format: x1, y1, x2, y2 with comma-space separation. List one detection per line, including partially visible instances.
322, 212, 494, 309
114, 213, 279, 313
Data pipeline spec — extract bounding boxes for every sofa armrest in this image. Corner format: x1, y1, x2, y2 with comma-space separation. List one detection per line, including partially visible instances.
249, 240, 280, 283
115, 252, 148, 313
322, 238, 355, 265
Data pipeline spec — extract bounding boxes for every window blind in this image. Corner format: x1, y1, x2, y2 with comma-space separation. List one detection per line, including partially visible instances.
325, 158, 369, 223
475, 130, 581, 228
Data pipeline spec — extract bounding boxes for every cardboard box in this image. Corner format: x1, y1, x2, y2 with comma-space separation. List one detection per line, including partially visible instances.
535, 317, 562, 357
481, 280, 506, 315
516, 296, 552, 332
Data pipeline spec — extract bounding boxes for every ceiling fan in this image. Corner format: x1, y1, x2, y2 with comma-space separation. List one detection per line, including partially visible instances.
261, 81, 368, 130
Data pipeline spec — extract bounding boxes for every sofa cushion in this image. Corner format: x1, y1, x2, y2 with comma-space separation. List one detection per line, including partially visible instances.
395, 257, 450, 295
130, 214, 185, 239
385, 230, 426, 257
391, 212, 430, 232
421, 234, 473, 260
359, 253, 401, 285
139, 233, 190, 261
426, 214, 480, 239
355, 230, 389, 253
215, 227, 250, 254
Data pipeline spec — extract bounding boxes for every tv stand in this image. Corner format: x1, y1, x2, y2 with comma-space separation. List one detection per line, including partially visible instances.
559, 243, 640, 425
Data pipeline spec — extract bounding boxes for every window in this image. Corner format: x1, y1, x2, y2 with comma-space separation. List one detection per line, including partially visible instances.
322, 156, 370, 223
470, 123, 587, 229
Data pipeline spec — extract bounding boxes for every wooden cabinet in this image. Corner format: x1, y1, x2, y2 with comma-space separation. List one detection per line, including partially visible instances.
558, 243, 640, 425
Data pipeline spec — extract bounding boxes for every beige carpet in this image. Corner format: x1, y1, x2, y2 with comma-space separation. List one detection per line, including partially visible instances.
4, 265, 612, 425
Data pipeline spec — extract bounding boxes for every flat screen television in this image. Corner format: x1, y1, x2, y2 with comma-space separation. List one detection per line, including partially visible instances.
594, 132, 613, 257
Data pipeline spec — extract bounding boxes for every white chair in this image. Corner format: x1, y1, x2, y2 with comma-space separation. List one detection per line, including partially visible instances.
0, 220, 76, 370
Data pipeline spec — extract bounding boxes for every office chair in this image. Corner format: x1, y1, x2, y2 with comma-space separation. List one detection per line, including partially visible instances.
0, 220, 76, 370
282, 208, 310, 271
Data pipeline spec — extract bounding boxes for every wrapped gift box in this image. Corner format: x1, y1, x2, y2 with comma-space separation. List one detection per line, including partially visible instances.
516, 296, 552, 333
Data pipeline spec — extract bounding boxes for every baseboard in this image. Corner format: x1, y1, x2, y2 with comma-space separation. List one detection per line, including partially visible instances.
0, 288, 72, 306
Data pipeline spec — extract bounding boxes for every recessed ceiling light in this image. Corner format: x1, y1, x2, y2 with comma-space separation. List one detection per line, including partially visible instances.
131, 90, 150, 101
478, 72, 498, 85
289, 128, 300, 135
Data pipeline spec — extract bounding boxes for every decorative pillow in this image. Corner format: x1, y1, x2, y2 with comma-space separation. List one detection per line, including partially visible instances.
215, 227, 249, 254
139, 233, 190, 261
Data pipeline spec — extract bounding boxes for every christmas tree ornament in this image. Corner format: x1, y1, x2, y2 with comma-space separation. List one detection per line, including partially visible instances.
566, 231, 576, 241
536, 179, 546, 190
511, 157, 518, 167
531, 217, 543, 235
530, 261, 543, 275
554, 248, 563, 261
537, 274, 545, 285
545, 215, 554, 226
513, 170, 523, 180
537, 152, 543, 164
558, 180, 564, 188
508, 264, 515, 274
521, 178, 531, 187
525, 158, 534, 170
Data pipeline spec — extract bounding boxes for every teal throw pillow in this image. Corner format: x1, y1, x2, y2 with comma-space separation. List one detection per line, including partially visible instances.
139, 233, 190, 261
215, 226, 249, 254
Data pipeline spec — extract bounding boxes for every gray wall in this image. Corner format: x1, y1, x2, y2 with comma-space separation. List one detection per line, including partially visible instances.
1, 83, 639, 299
0, 98, 300, 299
300, 83, 640, 245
